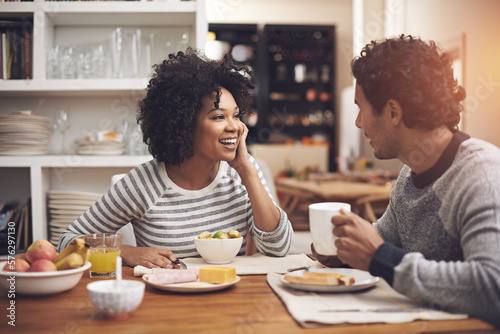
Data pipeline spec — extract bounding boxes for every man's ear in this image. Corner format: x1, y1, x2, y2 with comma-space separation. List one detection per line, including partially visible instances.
385, 99, 403, 125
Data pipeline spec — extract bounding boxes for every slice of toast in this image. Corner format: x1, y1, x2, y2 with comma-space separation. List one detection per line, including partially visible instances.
284, 272, 355, 286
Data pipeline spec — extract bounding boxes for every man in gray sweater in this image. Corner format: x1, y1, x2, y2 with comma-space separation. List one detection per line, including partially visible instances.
325, 35, 500, 327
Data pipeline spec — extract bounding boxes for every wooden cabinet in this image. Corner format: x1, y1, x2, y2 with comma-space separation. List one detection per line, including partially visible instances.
0, 0, 207, 245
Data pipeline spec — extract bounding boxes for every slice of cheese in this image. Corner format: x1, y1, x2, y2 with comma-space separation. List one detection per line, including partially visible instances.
199, 266, 236, 284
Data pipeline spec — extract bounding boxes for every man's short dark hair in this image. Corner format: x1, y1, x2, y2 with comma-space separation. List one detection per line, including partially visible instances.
351, 34, 466, 131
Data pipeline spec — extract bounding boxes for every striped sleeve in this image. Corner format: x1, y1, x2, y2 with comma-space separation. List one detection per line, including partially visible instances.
249, 207, 293, 257
246, 156, 294, 257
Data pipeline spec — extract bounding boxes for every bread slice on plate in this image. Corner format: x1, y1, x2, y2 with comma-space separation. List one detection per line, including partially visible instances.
284, 272, 355, 286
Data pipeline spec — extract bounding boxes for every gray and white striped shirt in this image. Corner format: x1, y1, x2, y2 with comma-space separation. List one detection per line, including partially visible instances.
58, 157, 293, 258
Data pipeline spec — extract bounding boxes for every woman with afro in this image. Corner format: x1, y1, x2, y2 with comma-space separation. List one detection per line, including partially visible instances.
59, 49, 293, 268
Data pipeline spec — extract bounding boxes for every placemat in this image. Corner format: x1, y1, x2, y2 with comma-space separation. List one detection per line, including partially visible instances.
267, 272, 467, 327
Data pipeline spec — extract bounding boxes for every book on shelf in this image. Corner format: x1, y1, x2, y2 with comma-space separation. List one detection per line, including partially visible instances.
0, 36, 2, 80
8, 27, 22, 79
0, 199, 32, 255
0, 18, 33, 80
1, 32, 8, 80
23, 23, 32, 79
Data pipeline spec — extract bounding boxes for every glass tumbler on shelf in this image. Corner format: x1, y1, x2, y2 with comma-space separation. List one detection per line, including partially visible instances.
91, 43, 106, 79
110, 27, 123, 79
61, 46, 77, 79
46, 46, 61, 79
122, 29, 140, 78
76, 47, 92, 79
141, 32, 154, 78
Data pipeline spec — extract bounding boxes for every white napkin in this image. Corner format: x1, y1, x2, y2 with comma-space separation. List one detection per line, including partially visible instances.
181, 253, 318, 275
267, 272, 467, 327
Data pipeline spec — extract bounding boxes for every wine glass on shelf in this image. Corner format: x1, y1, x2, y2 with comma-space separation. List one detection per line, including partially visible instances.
53, 110, 71, 155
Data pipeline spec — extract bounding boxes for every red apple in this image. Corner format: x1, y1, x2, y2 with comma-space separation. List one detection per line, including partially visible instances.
15, 253, 29, 263
28, 259, 57, 272
2, 259, 31, 272
26, 239, 57, 263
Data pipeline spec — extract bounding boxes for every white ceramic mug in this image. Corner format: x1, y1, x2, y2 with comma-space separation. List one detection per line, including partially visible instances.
309, 202, 351, 255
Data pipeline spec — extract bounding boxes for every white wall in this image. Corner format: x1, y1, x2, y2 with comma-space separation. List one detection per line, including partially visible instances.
403, 0, 500, 147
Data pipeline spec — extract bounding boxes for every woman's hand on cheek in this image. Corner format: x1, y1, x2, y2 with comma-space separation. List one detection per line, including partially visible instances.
229, 123, 252, 171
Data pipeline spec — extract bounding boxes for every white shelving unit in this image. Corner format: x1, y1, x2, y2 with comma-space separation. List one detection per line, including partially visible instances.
0, 0, 208, 242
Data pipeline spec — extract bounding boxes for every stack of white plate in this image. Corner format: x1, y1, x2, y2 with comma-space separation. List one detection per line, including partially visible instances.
76, 140, 125, 155
47, 190, 102, 246
0, 114, 51, 155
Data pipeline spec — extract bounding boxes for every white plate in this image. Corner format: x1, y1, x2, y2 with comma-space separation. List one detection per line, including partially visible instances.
49, 209, 88, 215
49, 199, 97, 206
48, 203, 92, 211
49, 226, 68, 233
48, 195, 101, 202
49, 220, 72, 227
77, 149, 124, 155
47, 190, 102, 198
280, 268, 379, 293
0, 148, 49, 155
49, 214, 80, 221
142, 275, 240, 293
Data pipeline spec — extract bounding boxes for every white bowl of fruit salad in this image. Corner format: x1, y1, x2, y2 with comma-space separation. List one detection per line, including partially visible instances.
194, 230, 243, 264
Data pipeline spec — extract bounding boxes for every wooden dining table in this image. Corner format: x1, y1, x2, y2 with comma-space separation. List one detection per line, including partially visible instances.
1, 266, 497, 334
276, 176, 393, 216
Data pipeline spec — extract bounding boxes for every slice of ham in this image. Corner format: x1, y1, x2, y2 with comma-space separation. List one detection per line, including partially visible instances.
145, 268, 199, 285
134, 265, 153, 276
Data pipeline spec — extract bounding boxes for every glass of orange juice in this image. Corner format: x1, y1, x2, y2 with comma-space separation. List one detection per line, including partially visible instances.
84, 233, 123, 278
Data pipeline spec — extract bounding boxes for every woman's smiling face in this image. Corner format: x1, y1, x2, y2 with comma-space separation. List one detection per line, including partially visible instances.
192, 87, 243, 163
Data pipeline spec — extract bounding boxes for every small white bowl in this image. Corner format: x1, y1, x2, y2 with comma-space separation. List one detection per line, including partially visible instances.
87, 280, 145, 320
194, 237, 243, 264
0, 261, 91, 296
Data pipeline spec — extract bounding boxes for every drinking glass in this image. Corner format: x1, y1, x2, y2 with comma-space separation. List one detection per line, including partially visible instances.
46, 46, 61, 79
76, 46, 92, 79
84, 233, 123, 278
110, 27, 123, 78
91, 43, 106, 79
53, 110, 71, 154
61, 46, 76, 79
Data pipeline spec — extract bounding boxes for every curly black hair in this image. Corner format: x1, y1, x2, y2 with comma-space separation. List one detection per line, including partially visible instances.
137, 48, 254, 165
351, 34, 466, 131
